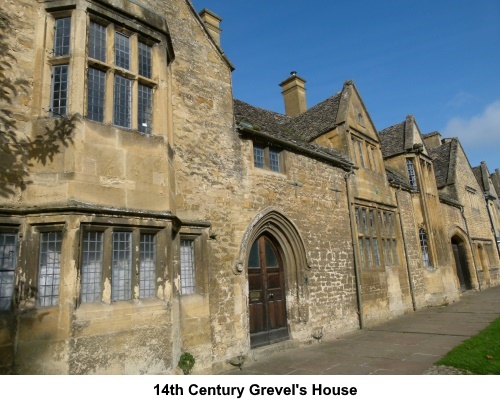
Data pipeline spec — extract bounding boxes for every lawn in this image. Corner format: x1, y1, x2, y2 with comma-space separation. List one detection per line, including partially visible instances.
436, 317, 500, 374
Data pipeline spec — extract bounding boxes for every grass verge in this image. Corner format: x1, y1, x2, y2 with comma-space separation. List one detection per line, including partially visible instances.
436, 317, 500, 374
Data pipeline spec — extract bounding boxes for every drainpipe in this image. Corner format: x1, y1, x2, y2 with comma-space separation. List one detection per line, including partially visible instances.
460, 206, 482, 291
395, 186, 417, 311
344, 170, 364, 329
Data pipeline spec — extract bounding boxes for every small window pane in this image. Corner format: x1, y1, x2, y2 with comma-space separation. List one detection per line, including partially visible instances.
373, 239, 380, 267
115, 32, 130, 70
358, 237, 365, 268
81, 232, 103, 303
113, 75, 131, 128
54, 17, 71, 56
87, 68, 106, 122
0, 234, 17, 310
419, 229, 430, 267
180, 239, 195, 295
264, 240, 278, 267
38, 232, 62, 307
406, 159, 417, 189
392, 240, 399, 265
365, 238, 372, 267
138, 84, 153, 135
112, 232, 132, 301
248, 240, 260, 268
50, 65, 69, 117
269, 149, 280, 172
89, 22, 106, 62
138, 42, 152, 78
253, 145, 264, 168
140, 234, 156, 299
357, 141, 365, 168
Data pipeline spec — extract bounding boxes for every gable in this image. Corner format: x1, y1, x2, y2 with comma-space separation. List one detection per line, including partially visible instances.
339, 81, 379, 143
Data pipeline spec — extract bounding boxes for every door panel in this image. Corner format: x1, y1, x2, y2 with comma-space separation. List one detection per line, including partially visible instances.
248, 236, 288, 348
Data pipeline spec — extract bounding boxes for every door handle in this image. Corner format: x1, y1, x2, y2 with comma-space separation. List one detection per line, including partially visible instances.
269, 293, 274, 299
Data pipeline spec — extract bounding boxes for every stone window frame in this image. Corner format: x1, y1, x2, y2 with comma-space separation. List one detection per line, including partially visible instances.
351, 134, 380, 173
85, 13, 159, 134
78, 224, 163, 305
26, 224, 66, 309
419, 228, 431, 268
406, 158, 418, 190
177, 228, 208, 296
379, 211, 399, 266
355, 206, 399, 270
466, 187, 480, 212
0, 226, 20, 311
252, 141, 285, 174
40, 2, 167, 137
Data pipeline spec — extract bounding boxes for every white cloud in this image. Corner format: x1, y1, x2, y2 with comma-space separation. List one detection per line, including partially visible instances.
443, 100, 500, 148
445, 91, 479, 108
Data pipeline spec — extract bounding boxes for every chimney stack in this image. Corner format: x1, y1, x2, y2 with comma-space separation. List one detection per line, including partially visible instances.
199, 9, 222, 47
279, 72, 307, 117
422, 131, 442, 149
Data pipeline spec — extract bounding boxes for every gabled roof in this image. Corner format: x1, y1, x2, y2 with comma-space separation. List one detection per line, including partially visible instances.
234, 99, 353, 168
379, 115, 429, 158
429, 140, 455, 189
292, 92, 343, 141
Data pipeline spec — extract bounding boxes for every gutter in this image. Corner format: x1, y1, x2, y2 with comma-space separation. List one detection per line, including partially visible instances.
344, 169, 364, 329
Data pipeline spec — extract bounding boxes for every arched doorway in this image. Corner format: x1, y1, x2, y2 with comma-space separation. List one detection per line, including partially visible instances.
247, 235, 288, 348
451, 235, 472, 291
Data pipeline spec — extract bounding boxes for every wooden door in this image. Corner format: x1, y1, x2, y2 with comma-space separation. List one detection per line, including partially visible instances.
248, 235, 288, 348
452, 242, 472, 291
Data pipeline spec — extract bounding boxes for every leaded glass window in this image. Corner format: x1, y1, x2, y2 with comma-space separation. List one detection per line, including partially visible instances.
253, 145, 265, 168
180, 239, 195, 295
139, 234, 156, 299
38, 232, 62, 307
0, 234, 16, 310
81, 232, 103, 303
138, 42, 152, 78
54, 18, 71, 56
138, 84, 153, 135
113, 75, 131, 128
112, 232, 132, 301
89, 22, 106, 62
50, 65, 69, 117
114, 32, 130, 70
269, 149, 280, 172
88, 68, 106, 122
406, 158, 417, 189
419, 229, 430, 267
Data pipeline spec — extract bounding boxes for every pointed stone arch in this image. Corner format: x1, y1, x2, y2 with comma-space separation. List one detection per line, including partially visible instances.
448, 225, 476, 290
235, 208, 311, 328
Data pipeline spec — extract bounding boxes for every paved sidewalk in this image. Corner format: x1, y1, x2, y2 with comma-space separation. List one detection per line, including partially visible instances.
224, 286, 500, 375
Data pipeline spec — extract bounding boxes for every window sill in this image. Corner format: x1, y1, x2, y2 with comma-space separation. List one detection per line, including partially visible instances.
252, 166, 286, 178
76, 299, 166, 318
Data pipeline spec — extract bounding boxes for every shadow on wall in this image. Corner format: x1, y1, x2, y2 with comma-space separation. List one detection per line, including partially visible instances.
0, 10, 79, 199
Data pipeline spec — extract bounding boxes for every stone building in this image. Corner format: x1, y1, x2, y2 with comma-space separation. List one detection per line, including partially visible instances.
0, 0, 498, 374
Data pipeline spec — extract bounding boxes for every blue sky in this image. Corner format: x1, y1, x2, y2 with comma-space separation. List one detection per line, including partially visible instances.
191, 0, 500, 171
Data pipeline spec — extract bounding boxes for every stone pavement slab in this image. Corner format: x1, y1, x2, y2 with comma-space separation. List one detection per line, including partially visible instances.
223, 286, 500, 375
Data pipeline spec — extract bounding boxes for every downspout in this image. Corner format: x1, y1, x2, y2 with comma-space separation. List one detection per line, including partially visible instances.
344, 169, 364, 329
460, 206, 482, 291
395, 186, 417, 311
